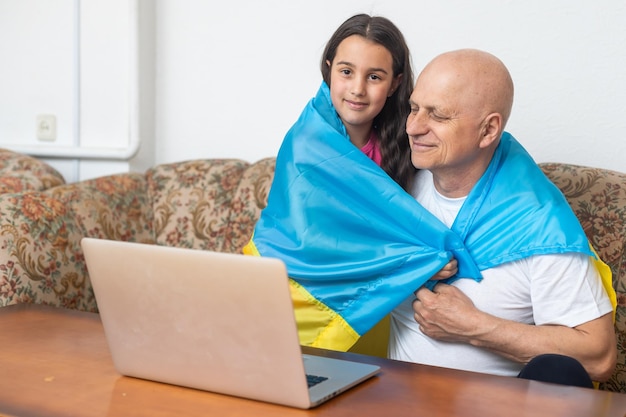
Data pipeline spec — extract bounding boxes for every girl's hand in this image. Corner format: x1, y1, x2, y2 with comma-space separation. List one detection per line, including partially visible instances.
430, 258, 458, 281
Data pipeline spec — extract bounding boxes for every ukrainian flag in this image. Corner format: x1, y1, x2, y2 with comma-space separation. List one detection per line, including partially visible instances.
244, 82, 614, 351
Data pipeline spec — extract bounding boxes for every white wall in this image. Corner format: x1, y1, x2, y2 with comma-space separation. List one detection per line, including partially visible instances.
2, 0, 626, 182
155, 0, 626, 172
0, 0, 139, 182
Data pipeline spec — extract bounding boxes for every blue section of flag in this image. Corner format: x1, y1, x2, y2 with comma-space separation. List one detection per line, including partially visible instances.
251, 82, 591, 336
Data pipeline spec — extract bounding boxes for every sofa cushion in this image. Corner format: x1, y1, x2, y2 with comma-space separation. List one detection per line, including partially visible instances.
147, 158, 275, 253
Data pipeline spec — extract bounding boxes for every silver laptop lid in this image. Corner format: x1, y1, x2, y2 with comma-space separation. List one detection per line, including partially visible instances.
83, 238, 313, 408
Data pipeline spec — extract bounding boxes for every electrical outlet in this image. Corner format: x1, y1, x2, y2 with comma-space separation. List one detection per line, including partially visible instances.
36, 114, 56, 141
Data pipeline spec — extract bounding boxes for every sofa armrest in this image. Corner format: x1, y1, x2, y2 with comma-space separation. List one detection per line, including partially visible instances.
0, 148, 65, 193
540, 162, 626, 392
0, 173, 154, 311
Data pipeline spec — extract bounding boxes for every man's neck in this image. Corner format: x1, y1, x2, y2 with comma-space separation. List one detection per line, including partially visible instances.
431, 160, 493, 198
432, 176, 475, 198
430, 146, 497, 198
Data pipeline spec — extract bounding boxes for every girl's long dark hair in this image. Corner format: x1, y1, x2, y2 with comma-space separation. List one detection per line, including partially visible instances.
321, 14, 416, 191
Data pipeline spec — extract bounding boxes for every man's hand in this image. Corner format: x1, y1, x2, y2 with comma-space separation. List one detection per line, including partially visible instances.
413, 283, 617, 382
413, 283, 485, 342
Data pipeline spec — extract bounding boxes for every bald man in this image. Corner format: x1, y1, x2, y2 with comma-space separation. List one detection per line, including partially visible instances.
388, 49, 616, 387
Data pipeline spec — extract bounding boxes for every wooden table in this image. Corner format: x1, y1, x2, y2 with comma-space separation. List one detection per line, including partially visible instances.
1, 304, 626, 417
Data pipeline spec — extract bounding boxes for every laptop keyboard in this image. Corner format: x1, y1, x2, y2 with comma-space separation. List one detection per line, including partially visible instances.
306, 374, 329, 388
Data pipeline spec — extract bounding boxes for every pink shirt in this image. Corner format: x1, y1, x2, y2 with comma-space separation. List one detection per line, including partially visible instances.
360, 131, 382, 166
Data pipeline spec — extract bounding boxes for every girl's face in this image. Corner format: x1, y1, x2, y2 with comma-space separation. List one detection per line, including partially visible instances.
327, 35, 401, 147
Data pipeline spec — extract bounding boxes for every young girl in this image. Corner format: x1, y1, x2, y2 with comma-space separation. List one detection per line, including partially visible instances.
244, 14, 471, 354
320, 14, 415, 190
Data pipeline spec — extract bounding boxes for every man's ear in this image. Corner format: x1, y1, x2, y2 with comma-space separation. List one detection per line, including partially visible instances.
479, 113, 503, 148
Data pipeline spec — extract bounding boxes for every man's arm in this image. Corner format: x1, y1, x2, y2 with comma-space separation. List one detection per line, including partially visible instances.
413, 283, 617, 381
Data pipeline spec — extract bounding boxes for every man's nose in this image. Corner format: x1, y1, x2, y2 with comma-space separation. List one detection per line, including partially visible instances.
406, 111, 426, 136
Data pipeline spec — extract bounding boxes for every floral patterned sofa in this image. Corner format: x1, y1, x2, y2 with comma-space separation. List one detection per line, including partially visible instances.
0, 156, 275, 311
0, 150, 625, 392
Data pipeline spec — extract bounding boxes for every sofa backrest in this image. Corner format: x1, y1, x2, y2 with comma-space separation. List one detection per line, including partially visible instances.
146, 157, 275, 253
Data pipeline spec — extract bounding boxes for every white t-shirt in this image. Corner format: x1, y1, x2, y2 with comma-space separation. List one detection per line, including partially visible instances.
388, 170, 613, 376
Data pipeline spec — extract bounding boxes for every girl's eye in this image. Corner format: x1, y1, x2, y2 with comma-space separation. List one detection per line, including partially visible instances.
369, 74, 381, 81
339, 68, 351, 76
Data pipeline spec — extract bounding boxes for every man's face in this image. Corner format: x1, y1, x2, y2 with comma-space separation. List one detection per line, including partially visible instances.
406, 65, 486, 177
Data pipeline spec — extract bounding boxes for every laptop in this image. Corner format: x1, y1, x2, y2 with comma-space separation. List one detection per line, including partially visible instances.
81, 238, 380, 409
